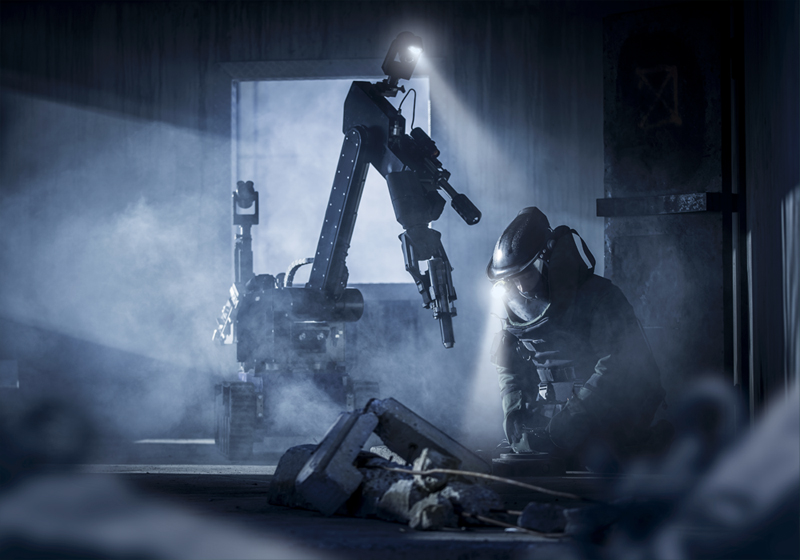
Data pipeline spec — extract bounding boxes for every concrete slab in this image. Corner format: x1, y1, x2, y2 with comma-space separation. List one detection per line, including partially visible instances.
367, 398, 491, 474
296, 412, 379, 515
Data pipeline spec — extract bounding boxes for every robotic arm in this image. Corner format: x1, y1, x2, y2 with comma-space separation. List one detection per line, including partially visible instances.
306, 31, 481, 348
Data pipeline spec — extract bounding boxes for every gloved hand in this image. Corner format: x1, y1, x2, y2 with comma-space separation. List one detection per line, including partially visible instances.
504, 408, 528, 447
519, 428, 558, 454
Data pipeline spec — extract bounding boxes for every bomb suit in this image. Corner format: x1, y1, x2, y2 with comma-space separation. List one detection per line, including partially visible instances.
488, 208, 666, 462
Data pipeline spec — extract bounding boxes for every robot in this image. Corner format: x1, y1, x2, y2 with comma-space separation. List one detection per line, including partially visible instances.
212, 32, 481, 459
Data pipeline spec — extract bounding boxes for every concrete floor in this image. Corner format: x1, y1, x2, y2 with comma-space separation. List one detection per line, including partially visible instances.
115, 471, 589, 559
0, 390, 612, 559
16, 439, 611, 559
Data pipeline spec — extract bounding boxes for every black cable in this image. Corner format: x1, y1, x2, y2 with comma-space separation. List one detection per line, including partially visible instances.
397, 88, 418, 130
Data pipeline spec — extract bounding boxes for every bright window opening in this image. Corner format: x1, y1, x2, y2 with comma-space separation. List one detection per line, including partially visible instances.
234, 77, 430, 285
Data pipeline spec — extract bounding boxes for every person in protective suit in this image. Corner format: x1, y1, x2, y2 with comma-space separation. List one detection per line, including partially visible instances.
487, 207, 667, 467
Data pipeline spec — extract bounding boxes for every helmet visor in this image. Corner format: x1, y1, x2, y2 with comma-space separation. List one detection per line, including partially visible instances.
490, 257, 547, 301
507, 258, 546, 300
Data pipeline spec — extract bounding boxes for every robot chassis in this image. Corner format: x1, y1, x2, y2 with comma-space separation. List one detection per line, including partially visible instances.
212, 32, 481, 459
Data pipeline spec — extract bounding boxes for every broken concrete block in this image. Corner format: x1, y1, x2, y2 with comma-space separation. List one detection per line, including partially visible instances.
518, 502, 567, 533
408, 492, 458, 530
412, 447, 460, 492
376, 478, 425, 523
295, 411, 378, 516
267, 444, 317, 509
369, 445, 409, 465
440, 481, 504, 519
367, 398, 491, 474
347, 456, 412, 518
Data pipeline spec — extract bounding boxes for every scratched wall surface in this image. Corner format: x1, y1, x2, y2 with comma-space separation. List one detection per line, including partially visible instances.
602, 3, 728, 415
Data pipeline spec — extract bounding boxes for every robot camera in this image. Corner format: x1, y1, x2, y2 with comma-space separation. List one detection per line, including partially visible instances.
235, 180, 256, 209
381, 31, 424, 87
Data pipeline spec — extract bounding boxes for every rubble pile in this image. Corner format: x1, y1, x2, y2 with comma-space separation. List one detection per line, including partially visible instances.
267, 398, 504, 530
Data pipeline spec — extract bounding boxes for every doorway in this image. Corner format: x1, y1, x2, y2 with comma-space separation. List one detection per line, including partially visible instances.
233, 77, 430, 285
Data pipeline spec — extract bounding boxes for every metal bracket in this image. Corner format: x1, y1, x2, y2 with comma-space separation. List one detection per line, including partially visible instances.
597, 192, 738, 217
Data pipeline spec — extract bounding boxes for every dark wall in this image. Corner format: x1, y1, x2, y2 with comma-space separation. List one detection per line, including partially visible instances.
602, 3, 730, 418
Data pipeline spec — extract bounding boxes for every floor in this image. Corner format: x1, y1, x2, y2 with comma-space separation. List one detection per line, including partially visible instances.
0, 439, 615, 559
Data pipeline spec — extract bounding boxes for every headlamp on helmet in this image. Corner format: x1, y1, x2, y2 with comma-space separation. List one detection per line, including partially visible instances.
486, 207, 552, 282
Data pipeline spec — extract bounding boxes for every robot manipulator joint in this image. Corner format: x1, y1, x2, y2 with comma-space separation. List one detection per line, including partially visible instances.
399, 228, 458, 348
385, 156, 461, 350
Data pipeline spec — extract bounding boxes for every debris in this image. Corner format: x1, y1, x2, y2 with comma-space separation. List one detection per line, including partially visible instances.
412, 447, 459, 492
440, 481, 503, 519
295, 411, 378, 515
369, 445, 408, 465
369, 466, 506, 530
269, 398, 587, 534
347, 455, 411, 518
382, 465, 587, 502
408, 492, 458, 530
517, 502, 567, 533
376, 478, 425, 523
367, 398, 491, 474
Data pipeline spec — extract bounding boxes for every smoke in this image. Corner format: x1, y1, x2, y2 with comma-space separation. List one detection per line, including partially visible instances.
263, 376, 345, 440
0, 51, 605, 451
0, 90, 231, 438
232, 77, 485, 442
0, 77, 467, 447
341, 283, 470, 436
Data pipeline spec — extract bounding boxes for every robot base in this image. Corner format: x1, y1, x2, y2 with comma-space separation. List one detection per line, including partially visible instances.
214, 378, 379, 460
215, 382, 257, 461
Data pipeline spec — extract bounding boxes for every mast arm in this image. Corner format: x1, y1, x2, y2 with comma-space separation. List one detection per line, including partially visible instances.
306, 127, 371, 300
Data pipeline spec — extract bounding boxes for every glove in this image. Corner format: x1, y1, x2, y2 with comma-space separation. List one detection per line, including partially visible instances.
504, 408, 527, 446
517, 428, 558, 454
506, 412, 560, 454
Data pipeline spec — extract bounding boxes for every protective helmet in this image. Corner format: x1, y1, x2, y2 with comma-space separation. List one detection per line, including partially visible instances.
486, 207, 552, 281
